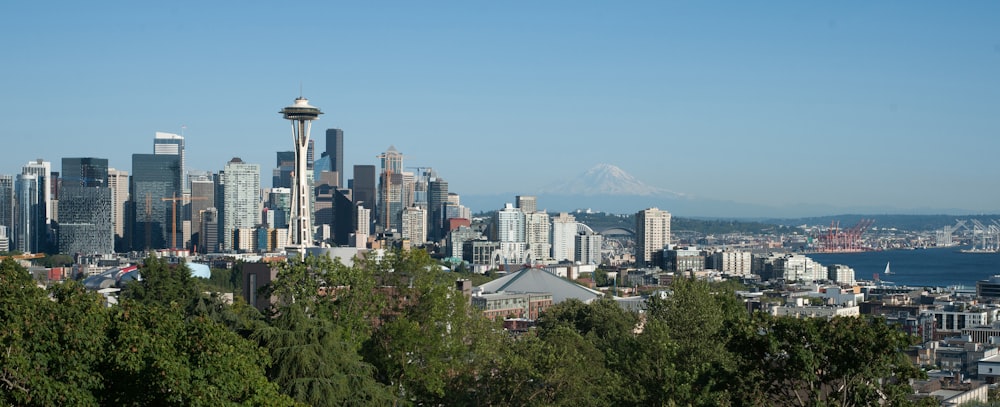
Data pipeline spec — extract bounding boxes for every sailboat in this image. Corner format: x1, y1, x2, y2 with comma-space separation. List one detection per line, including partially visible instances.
883, 261, 892, 275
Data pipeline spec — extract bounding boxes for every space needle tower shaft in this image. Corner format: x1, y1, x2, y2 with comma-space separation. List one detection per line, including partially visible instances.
280, 97, 323, 253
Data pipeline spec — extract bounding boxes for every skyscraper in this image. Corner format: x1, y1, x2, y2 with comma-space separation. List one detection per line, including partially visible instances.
58, 157, 113, 255
129, 153, 181, 251
221, 158, 260, 252
525, 211, 551, 262
189, 171, 215, 251
401, 206, 427, 245
154, 132, 185, 193
427, 178, 448, 241
0, 175, 13, 240
280, 97, 322, 253
551, 212, 577, 262
13, 174, 39, 253
352, 165, 376, 230
273, 151, 295, 189
332, 188, 354, 246
377, 146, 404, 231
326, 128, 344, 187
575, 232, 603, 265
21, 159, 52, 228
493, 203, 525, 243
516, 195, 537, 214
636, 207, 671, 266
107, 168, 129, 243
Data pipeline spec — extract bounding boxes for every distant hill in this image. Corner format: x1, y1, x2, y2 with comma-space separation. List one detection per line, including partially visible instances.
462, 163, 997, 219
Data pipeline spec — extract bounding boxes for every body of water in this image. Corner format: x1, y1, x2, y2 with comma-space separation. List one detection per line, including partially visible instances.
806, 247, 1000, 288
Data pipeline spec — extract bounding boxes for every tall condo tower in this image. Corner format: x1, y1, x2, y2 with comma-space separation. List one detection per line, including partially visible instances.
280, 97, 323, 253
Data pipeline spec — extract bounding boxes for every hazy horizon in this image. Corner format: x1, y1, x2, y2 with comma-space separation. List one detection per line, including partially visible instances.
2, 2, 997, 214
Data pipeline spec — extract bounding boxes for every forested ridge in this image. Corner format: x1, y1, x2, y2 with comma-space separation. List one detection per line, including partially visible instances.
0, 253, 935, 406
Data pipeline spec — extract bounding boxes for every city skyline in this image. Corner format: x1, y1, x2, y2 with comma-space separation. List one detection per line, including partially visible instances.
1, 2, 998, 216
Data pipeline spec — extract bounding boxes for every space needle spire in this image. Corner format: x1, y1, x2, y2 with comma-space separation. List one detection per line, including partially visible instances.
280, 96, 323, 255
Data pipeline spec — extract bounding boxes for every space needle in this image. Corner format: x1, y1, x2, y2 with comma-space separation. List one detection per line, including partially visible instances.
280, 96, 323, 255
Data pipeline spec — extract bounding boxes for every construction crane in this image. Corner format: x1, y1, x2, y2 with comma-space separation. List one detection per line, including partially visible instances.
162, 193, 208, 251
818, 219, 875, 252
0, 253, 45, 260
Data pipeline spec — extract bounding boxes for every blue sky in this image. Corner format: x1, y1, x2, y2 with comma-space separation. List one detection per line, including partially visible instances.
1, 1, 998, 215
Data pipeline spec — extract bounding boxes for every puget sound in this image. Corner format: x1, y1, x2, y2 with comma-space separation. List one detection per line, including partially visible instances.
807, 247, 1000, 289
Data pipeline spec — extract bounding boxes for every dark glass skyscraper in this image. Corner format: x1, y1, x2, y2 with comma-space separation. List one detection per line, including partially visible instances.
129, 154, 181, 251
59, 158, 113, 255
428, 178, 448, 241
352, 164, 376, 229
0, 175, 13, 239
325, 128, 344, 188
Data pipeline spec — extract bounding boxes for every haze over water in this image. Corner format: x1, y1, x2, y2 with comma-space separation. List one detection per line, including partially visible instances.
809, 247, 1000, 289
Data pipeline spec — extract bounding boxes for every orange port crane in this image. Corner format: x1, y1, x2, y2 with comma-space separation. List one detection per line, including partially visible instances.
162, 193, 208, 251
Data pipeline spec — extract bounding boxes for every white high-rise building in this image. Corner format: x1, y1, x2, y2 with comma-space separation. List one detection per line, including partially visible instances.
575, 232, 603, 265
21, 159, 52, 227
636, 207, 671, 266
107, 168, 130, 240
154, 132, 186, 193
401, 206, 427, 245
525, 211, 551, 262
221, 158, 260, 252
356, 205, 371, 238
493, 203, 525, 243
551, 212, 577, 262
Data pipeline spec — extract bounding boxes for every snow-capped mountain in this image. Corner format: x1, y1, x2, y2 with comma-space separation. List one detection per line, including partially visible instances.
540, 163, 682, 197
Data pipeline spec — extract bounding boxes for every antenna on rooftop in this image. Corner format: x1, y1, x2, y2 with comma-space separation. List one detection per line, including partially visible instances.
181, 124, 187, 137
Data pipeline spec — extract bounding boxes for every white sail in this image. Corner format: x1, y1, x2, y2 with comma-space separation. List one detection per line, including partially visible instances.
884, 261, 892, 275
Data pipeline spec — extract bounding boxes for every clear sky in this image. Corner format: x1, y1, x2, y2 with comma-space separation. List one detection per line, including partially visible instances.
1, 1, 998, 214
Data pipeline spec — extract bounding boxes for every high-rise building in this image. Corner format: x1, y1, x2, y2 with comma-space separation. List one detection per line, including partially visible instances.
525, 211, 551, 262
280, 97, 323, 253
575, 232, 603, 265
200, 207, 219, 253
401, 206, 427, 245
331, 188, 354, 246
107, 168, 129, 243
129, 153, 181, 251
58, 158, 113, 255
267, 187, 291, 229
273, 151, 295, 188
21, 159, 52, 230
377, 146, 404, 231
14, 174, 40, 253
551, 212, 577, 262
0, 175, 13, 239
515, 195, 537, 214
447, 225, 482, 259
427, 178, 448, 241
493, 203, 525, 243
352, 165, 376, 229
0, 226, 9, 253
307, 139, 315, 171
326, 128, 344, 187
636, 207, 671, 266
355, 205, 371, 245
189, 171, 215, 251
154, 132, 185, 193
221, 158, 260, 252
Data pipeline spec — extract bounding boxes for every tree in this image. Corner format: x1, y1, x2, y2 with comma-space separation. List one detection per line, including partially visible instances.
122, 257, 199, 310
0, 259, 108, 406
642, 276, 743, 405
730, 313, 925, 406
100, 300, 293, 406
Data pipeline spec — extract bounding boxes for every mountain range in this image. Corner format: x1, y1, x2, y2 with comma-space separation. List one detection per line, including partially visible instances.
461, 164, 986, 218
